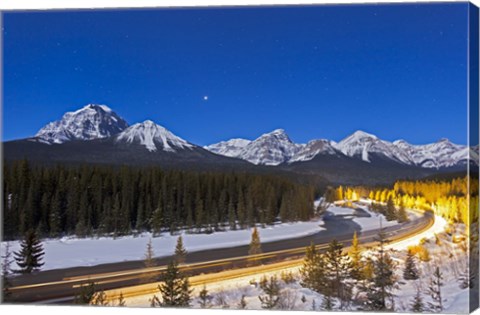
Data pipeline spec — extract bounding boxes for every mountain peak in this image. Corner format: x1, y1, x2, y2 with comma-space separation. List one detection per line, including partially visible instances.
260, 128, 288, 137
115, 120, 192, 152
270, 128, 286, 135
141, 119, 155, 125
35, 104, 128, 144
204, 138, 251, 158
393, 139, 411, 146
437, 138, 451, 143
259, 128, 293, 142
350, 130, 377, 139
236, 128, 300, 165
84, 103, 112, 111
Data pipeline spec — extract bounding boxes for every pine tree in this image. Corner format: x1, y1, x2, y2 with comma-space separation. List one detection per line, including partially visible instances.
1, 242, 13, 301
174, 235, 187, 265
403, 249, 420, 280
143, 238, 156, 283
323, 239, 353, 309
14, 229, 45, 274
135, 198, 146, 232
195, 191, 205, 232
459, 264, 474, 289
427, 266, 444, 312
321, 287, 335, 310
258, 275, 281, 309
279, 193, 291, 222
248, 227, 262, 265
3, 163, 321, 240
411, 284, 424, 313
350, 231, 364, 280
363, 227, 398, 311
118, 292, 126, 307
150, 294, 161, 307
198, 285, 212, 308
143, 238, 154, 265
385, 197, 397, 221
75, 282, 96, 304
49, 191, 62, 238
397, 200, 409, 223
112, 194, 121, 238
151, 198, 163, 236
157, 260, 192, 307
238, 294, 247, 309
248, 227, 262, 255
228, 198, 236, 230
237, 189, 246, 228
300, 242, 325, 292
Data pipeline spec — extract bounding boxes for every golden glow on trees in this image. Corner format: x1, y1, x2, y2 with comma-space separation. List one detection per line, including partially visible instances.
333, 177, 477, 227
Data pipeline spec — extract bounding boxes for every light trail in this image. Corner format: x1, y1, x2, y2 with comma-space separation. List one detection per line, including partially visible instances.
101, 209, 435, 302
9, 205, 434, 303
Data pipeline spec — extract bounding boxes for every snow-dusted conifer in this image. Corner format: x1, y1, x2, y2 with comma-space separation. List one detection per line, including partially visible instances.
427, 266, 444, 312
403, 249, 420, 280
258, 275, 281, 309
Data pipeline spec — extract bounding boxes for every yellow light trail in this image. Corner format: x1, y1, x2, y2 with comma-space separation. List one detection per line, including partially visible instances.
101, 211, 434, 302
10, 207, 433, 300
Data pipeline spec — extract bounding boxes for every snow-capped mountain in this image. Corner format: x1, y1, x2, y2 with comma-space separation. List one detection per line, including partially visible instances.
206, 129, 476, 169
204, 138, 251, 157
115, 120, 193, 152
289, 139, 338, 163
393, 138, 469, 168
233, 129, 302, 165
35, 104, 129, 144
6, 103, 477, 174
334, 130, 414, 164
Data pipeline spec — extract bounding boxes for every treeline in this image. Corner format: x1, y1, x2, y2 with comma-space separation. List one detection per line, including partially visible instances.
328, 176, 478, 226
3, 160, 315, 240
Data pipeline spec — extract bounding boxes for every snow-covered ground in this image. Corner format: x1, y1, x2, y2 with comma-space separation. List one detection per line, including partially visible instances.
0, 218, 325, 271
392, 224, 470, 313
1, 203, 415, 272
118, 201, 469, 313
123, 222, 470, 313
327, 203, 420, 231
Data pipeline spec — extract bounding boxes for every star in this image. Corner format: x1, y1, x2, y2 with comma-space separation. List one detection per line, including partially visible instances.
203, 96, 209, 101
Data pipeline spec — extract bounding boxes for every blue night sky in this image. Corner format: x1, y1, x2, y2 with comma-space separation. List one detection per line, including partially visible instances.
2, 3, 470, 145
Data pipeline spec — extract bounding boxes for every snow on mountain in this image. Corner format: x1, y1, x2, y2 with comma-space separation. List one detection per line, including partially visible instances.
204, 138, 251, 158
234, 129, 303, 165
393, 138, 469, 168
35, 104, 129, 144
288, 139, 338, 163
32, 104, 476, 170
334, 130, 413, 164
206, 129, 475, 169
115, 120, 193, 152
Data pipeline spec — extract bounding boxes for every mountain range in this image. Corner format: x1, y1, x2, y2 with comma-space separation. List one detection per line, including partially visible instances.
4, 104, 478, 185
205, 128, 478, 170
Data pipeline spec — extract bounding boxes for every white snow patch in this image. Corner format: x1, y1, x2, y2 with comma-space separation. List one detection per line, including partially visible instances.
115, 120, 193, 152
327, 204, 405, 231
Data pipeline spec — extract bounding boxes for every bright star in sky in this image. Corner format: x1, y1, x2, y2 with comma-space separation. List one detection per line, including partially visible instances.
203, 96, 209, 101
